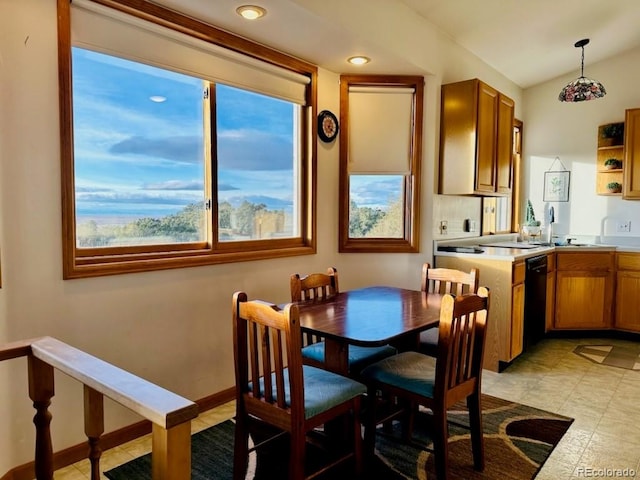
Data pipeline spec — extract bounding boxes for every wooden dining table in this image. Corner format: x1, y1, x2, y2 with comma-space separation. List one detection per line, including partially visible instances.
294, 285, 444, 376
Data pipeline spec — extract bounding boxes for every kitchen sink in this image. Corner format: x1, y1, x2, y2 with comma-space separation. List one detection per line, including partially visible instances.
437, 246, 485, 254
556, 243, 600, 247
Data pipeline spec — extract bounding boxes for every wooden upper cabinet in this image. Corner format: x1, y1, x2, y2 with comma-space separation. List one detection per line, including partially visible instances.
496, 94, 515, 194
475, 82, 499, 193
623, 108, 640, 199
439, 78, 514, 196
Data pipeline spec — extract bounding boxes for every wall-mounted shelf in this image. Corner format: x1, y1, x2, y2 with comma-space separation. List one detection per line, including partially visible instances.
596, 123, 624, 196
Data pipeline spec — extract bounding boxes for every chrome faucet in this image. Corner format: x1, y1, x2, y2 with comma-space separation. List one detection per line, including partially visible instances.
545, 206, 555, 244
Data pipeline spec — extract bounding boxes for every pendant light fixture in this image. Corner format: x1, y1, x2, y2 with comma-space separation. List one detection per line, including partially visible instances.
558, 38, 606, 102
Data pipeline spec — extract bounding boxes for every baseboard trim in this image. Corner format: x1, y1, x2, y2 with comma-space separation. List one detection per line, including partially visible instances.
197, 387, 235, 413
1, 387, 235, 480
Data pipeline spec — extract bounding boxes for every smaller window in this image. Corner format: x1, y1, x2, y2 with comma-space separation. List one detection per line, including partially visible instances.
348, 175, 404, 238
339, 76, 424, 253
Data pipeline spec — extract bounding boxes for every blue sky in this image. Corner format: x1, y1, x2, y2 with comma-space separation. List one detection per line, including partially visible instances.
350, 176, 403, 208
72, 48, 296, 220
72, 48, 400, 221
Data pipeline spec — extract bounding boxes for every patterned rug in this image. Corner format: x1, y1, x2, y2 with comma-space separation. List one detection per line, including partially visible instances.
105, 394, 573, 480
574, 344, 640, 371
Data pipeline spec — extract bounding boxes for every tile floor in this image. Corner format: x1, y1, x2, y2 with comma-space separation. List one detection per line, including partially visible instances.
51, 337, 640, 479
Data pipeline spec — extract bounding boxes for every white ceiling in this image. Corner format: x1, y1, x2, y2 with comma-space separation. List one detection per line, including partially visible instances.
152, 0, 640, 89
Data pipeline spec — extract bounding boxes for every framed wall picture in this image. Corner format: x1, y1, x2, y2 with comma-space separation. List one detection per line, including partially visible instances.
543, 170, 570, 202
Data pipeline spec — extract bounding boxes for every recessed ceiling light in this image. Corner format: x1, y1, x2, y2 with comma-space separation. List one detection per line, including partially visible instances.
236, 5, 267, 20
347, 56, 371, 66
149, 95, 167, 103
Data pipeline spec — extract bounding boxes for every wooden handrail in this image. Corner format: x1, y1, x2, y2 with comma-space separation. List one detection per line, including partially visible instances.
0, 337, 37, 361
1, 336, 199, 480
31, 337, 198, 429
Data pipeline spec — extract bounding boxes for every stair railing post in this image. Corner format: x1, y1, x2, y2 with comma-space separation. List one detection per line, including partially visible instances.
152, 421, 192, 479
28, 356, 55, 480
84, 385, 104, 480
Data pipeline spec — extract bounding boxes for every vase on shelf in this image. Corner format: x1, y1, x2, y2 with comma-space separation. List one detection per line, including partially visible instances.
521, 225, 541, 242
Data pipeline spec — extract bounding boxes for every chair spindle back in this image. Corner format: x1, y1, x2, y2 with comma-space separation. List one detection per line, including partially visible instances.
233, 292, 304, 419
421, 263, 479, 296
290, 267, 339, 346
435, 287, 489, 397
290, 267, 339, 301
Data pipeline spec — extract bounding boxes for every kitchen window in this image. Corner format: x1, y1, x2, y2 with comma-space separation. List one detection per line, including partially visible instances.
58, 0, 316, 278
338, 75, 424, 252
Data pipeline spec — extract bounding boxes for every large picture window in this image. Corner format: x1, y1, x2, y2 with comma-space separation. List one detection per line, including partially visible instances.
58, 0, 316, 278
339, 76, 424, 253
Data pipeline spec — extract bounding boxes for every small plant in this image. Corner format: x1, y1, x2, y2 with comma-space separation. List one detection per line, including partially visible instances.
607, 182, 622, 193
604, 158, 622, 169
601, 122, 624, 139
524, 200, 541, 227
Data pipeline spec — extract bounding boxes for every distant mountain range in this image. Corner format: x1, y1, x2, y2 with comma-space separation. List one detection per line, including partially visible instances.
76, 194, 294, 226
223, 195, 292, 210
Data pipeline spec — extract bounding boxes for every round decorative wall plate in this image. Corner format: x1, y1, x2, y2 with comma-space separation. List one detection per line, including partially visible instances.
318, 110, 339, 142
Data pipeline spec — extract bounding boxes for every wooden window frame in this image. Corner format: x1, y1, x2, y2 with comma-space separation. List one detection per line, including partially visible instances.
511, 119, 523, 232
57, 0, 317, 279
338, 75, 423, 253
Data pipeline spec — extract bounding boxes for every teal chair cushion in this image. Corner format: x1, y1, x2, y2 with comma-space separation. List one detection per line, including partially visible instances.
301, 342, 398, 373
253, 365, 366, 419
360, 351, 436, 398
419, 327, 439, 355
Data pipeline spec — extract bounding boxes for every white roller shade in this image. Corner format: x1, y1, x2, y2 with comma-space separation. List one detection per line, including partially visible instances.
71, 0, 310, 105
348, 86, 415, 174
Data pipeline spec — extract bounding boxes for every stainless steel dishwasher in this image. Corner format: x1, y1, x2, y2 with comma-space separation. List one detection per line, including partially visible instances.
524, 255, 547, 349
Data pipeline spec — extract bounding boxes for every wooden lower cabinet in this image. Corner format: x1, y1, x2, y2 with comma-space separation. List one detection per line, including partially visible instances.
435, 256, 524, 371
545, 253, 556, 332
554, 252, 614, 330
615, 253, 640, 332
510, 263, 525, 360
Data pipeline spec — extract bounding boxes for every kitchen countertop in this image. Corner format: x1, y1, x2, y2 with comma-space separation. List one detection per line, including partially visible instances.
434, 235, 626, 261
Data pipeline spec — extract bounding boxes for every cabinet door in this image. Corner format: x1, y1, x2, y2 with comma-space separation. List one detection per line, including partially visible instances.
555, 271, 614, 329
496, 94, 514, 194
545, 271, 555, 332
510, 282, 524, 359
615, 271, 640, 331
623, 108, 640, 199
475, 81, 498, 193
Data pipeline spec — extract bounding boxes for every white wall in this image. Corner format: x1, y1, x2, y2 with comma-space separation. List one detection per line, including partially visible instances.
0, 0, 521, 472
522, 47, 640, 240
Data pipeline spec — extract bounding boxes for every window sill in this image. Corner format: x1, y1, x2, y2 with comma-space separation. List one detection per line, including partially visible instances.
65, 244, 316, 279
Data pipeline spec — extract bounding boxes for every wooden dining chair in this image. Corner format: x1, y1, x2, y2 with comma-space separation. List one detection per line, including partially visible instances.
361, 287, 490, 480
232, 291, 366, 480
419, 263, 479, 357
290, 267, 397, 375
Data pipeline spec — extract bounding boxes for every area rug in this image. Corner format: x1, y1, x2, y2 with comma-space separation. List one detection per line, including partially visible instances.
105, 394, 573, 480
574, 344, 640, 371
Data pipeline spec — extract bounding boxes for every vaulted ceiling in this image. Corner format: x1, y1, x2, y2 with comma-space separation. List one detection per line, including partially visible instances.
153, 0, 640, 89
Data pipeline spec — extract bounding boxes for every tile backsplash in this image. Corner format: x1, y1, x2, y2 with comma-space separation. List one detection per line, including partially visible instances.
432, 195, 482, 240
